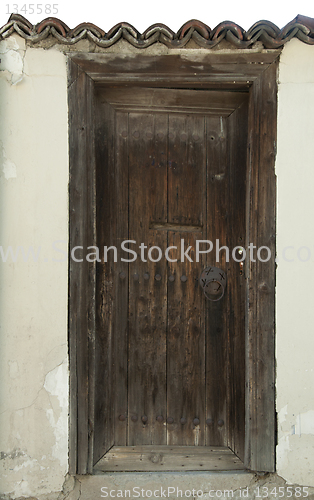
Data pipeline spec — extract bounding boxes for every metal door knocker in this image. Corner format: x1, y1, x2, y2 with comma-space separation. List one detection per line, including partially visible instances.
199, 266, 226, 301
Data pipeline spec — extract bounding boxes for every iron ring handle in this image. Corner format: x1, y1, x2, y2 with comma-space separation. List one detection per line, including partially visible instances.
203, 279, 225, 302
199, 266, 227, 302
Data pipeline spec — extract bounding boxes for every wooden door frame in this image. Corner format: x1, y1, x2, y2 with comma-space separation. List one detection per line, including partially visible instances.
67, 50, 278, 474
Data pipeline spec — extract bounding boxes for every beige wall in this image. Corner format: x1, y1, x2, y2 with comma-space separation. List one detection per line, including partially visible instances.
0, 33, 314, 498
0, 35, 69, 497
276, 39, 314, 486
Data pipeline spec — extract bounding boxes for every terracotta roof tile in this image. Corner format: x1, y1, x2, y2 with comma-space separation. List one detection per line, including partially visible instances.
1, 14, 314, 49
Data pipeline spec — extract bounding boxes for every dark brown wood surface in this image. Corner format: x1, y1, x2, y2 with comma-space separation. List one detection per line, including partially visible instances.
96, 101, 237, 449
166, 115, 206, 445
68, 59, 96, 474
127, 113, 168, 445
69, 51, 277, 473
227, 100, 248, 461
113, 111, 129, 446
245, 62, 276, 472
99, 87, 247, 116
204, 116, 229, 447
94, 101, 116, 464
94, 445, 244, 471
71, 52, 281, 87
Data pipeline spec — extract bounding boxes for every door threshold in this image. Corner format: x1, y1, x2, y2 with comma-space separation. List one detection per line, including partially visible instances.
93, 445, 244, 472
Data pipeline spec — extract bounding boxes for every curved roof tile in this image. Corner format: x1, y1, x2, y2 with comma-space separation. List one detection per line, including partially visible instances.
1, 13, 314, 49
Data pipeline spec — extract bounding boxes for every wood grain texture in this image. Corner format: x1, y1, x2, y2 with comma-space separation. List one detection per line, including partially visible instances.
94, 101, 116, 464
166, 115, 206, 446
71, 52, 281, 87
128, 113, 168, 445
245, 61, 277, 472
113, 112, 129, 446
227, 100, 248, 461
94, 445, 244, 471
204, 116, 229, 447
68, 49, 277, 471
68, 61, 96, 474
98, 87, 247, 116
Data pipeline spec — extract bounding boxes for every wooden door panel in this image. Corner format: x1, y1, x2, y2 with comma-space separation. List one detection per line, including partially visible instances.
167, 115, 205, 226
227, 102, 248, 459
205, 116, 229, 447
95, 101, 116, 463
96, 88, 247, 455
167, 230, 206, 445
166, 115, 206, 445
128, 113, 168, 445
113, 111, 129, 446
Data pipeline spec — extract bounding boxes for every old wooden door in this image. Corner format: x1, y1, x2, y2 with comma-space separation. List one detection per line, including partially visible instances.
94, 87, 248, 469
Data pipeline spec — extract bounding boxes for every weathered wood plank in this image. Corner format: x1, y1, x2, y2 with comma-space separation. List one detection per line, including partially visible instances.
97, 79, 252, 89
100, 107, 238, 117
68, 56, 79, 476
204, 116, 229, 447
99, 88, 247, 116
128, 113, 168, 445
86, 74, 97, 475
72, 52, 281, 86
245, 61, 277, 472
255, 62, 276, 472
67, 57, 83, 88
94, 101, 115, 464
167, 115, 206, 445
94, 445, 245, 472
113, 111, 129, 446
68, 65, 96, 474
104, 445, 233, 454
227, 99, 248, 461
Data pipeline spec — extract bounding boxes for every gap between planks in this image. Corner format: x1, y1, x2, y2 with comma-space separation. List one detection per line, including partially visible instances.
149, 222, 203, 233
94, 445, 245, 472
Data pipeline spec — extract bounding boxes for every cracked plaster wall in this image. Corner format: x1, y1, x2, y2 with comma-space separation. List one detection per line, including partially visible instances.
0, 33, 314, 499
275, 38, 314, 487
0, 35, 69, 498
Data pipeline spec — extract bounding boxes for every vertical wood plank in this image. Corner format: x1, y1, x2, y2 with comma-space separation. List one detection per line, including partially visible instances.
68, 57, 79, 476
128, 113, 168, 445
94, 101, 115, 464
204, 116, 229, 447
114, 112, 129, 445
68, 62, 96, 474
245, 74, 261, 470
245, 62, 277, 472
227, 100, 248, 461
167, 115, 206, 445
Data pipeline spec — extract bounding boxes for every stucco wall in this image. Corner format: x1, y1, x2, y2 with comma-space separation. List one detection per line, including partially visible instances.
0, 35, 69, 497
276, 39, 314, 486
0, 34, 314, 498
